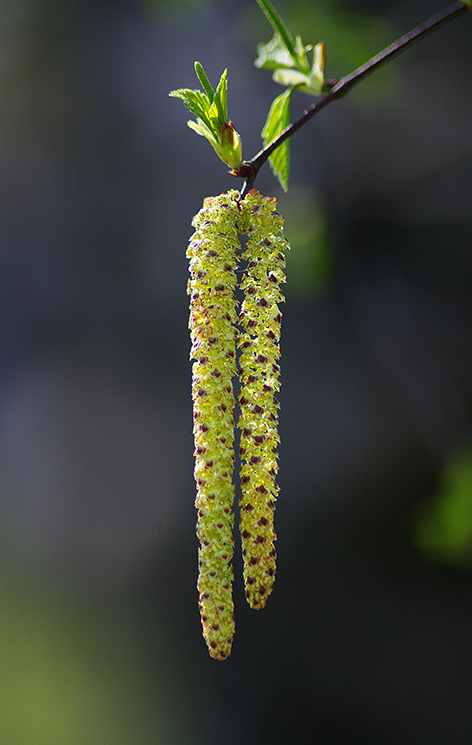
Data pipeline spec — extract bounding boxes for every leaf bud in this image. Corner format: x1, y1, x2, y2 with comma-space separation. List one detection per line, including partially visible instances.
220, 121, 243, 172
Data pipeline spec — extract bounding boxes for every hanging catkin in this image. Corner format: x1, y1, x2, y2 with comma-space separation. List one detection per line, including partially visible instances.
238, 190, 288, 610
188, 188, 289, 657
187, 190, 242, 660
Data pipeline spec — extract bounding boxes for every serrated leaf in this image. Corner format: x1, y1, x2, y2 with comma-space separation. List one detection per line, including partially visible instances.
272, 69, 308, 87
256, 0, 298, 65
262, 88, 293, 191
169, 64, 241, 170
305, 42, 326, 95
255, 34, 297, 70
169, 64, 227, 142
168, 89, 213, 131
187, 118, 216, 143
194, 62, 214, 103
294, 35, 311, 74
213, 69, 228, 124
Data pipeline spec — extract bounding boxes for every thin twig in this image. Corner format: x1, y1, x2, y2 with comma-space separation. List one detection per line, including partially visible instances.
238, 1, 469, 198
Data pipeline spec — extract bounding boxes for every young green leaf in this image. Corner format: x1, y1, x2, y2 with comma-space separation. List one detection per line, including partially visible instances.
187, 118, 215, 142
295, 35, 311, 74
194, 61, 214, 103
169, 64, 242, 171
168, 88, 213, 131
255, 34, 299, 71
255, 0, 327, 96
272, 42, 326, 94
213, 69, 228, 125
256, 0, 298, 65
272, 69, 309, 87
261, 88, 293, 191
305, 42, 326, 95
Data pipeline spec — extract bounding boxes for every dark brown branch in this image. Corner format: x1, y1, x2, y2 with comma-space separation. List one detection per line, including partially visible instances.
238, 1, 469, 198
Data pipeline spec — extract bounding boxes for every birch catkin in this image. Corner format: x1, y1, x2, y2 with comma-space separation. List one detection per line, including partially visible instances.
187, 191, 241, 660
188, 188, 289, 657
238, 190, 287, 609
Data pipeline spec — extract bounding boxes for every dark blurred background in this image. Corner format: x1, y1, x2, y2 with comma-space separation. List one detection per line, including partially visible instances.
0, 0, 471, 742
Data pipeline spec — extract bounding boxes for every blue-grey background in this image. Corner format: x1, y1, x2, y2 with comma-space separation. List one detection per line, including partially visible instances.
0, 0, 472, 742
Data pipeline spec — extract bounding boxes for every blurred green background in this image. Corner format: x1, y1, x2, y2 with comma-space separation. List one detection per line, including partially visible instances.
0, 0, 472, 742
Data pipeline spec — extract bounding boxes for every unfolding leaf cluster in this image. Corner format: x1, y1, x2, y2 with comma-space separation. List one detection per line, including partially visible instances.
255, 0, 328, 190
169, 63, 242, 171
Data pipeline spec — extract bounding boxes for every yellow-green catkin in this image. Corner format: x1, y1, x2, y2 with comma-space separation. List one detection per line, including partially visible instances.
237, 189, 288, 610
187, 190, 242, 660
